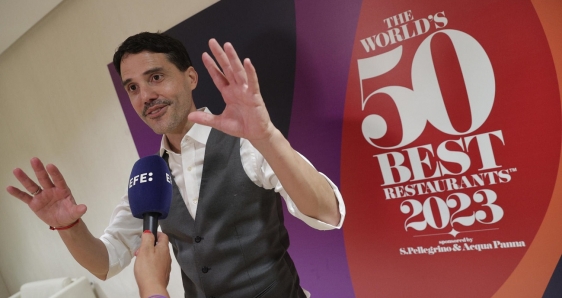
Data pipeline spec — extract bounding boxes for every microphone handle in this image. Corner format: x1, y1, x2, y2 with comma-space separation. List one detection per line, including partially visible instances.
143, 212, 160, 245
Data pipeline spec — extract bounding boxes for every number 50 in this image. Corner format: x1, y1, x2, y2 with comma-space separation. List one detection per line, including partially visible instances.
358, 29, 496, 149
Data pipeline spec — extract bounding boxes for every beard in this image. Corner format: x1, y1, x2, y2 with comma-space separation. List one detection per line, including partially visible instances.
142, 98, 191, 135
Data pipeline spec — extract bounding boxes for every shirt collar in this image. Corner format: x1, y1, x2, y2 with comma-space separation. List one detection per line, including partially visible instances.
159, 107, 212, 156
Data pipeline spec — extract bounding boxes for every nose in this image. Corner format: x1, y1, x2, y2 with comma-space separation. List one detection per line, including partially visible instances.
139, 84, 158, 104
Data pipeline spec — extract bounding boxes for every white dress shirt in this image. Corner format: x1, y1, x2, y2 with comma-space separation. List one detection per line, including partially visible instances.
100, 109, 346, 279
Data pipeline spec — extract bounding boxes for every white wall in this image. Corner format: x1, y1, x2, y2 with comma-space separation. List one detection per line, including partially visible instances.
0, 0, 218, 296
0, 273, 8, 298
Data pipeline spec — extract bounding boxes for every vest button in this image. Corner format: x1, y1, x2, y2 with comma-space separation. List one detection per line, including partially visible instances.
202, 266, 210, 273
195, 236, 202, 243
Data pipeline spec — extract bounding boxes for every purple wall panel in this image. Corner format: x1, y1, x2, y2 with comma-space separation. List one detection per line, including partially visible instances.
108, 63, 160, 158
284, 1, 363, 297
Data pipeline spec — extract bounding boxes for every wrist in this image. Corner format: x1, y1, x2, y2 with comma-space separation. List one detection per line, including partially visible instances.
147, 294, 168, 298
140, 286, 169, 298
249, 127, 285, 152
50, 218, 80, 231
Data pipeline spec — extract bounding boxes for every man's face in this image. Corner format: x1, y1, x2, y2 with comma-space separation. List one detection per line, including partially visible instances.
120, 51, 197, 135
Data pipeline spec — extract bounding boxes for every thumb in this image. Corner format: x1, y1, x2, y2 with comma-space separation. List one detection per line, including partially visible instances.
71, 204, 87, 218
137, 230, 155, 256
188, 111, 218, 128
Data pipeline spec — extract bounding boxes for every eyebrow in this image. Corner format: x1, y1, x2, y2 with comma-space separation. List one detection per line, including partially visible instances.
122, 67, 164, 87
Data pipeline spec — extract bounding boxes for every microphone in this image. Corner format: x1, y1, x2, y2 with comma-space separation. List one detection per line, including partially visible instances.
128, 155, 172, 245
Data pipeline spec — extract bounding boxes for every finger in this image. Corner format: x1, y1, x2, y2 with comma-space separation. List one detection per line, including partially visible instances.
155, 232, 169, 247
202, 52, 228, 90
156, 232, 172, 284
244, 58, 260, 94
45, 163, 70, 191
6, 186, 33, 204
12, 167, 42, 195
187, 111, 220, 130
224, 42, 247, 85
165, 257, 171, 284
30, 158, 55, 189
208, 39, 237, 84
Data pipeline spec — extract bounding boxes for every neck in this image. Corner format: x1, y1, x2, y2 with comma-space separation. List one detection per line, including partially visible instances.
165, 121, 195, 154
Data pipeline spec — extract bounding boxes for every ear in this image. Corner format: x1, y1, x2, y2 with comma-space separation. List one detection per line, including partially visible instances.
185, 66, 198, 90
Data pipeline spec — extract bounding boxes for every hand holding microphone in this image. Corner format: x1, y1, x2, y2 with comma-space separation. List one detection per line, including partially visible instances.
134, 231, 171, 298
128, 155, 172, 244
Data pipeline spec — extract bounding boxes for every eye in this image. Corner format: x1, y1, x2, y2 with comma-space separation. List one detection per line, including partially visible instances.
152, 74, 163, 81
127, 84, 138, 92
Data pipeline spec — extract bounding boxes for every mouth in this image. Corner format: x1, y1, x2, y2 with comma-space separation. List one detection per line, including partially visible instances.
143, 100, 172, 118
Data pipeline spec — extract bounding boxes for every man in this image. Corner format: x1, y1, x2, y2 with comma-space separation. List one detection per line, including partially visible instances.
7, 32, 345, 297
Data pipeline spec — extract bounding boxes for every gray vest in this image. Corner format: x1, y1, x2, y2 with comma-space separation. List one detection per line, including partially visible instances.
160, 129, 306, 298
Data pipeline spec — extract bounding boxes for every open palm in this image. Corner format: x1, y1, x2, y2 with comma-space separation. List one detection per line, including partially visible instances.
6, 158, 86, 228
188, 39, 275, 142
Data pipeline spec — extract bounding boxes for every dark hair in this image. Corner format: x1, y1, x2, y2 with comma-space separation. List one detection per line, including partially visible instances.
113, 32, 192, 76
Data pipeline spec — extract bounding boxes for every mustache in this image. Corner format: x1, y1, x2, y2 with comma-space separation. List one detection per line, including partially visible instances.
142, 99, 172, 117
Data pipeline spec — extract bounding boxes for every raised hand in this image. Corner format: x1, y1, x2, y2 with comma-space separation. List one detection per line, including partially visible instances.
6, 157, 86, 228
189, 39, 341, 227
188, 39, 276, 143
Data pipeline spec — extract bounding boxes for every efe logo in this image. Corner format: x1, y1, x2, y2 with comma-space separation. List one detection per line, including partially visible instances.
129, 172, 172, 188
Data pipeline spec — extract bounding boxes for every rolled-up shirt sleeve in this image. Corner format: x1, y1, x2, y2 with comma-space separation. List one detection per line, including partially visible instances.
240, 139, 346, 230
99, 195, 143, 279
